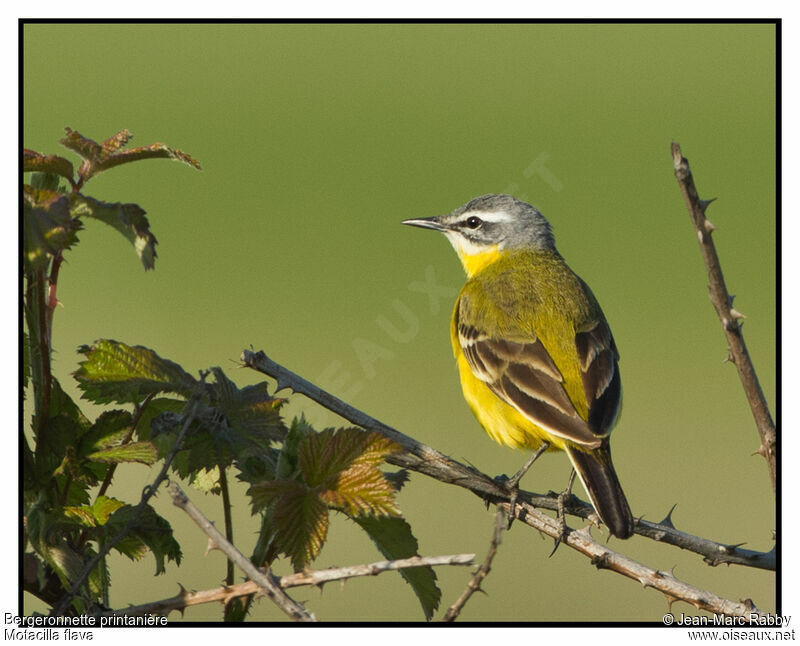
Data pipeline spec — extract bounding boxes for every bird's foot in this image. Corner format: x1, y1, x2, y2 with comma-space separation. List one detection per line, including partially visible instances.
494, 441, 551, 530
548, 470, 577, 557
492, 473, 518, 529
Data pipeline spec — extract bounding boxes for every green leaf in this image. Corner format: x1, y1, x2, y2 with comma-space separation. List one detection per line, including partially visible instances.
298, 427, 402, 489
319, 463, 400, 517
134, 397, 185, 442
63, 505, 96, 527
353, 516, 441, 621
23, 185, 81, 271
190, 466, 221, 494
69, 193, 157, 269
384, 470, 410, 492
254, 480, 328, 572
92, 496, 126, 524
40, 542, 86, 590
23, 331, 31, 395
74, 339, 196, 404
209, 368, 286, 447
23, 149, 75, 183
105, 504, 182, 574
87, 441, 157, 465
276, 415, 313, 479
64, 496, 126, 527
296, 428, 402, 516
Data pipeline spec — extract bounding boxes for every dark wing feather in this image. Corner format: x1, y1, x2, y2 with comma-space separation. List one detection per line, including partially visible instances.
575, 319, 621, 436
457, 313, 603, 448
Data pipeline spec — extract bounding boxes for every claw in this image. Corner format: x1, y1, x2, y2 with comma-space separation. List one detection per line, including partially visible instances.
495, 441, 550, 530
549, 469, 577, 557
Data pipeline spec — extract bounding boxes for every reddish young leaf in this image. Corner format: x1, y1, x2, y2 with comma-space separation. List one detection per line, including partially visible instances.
23, 149, 75, 183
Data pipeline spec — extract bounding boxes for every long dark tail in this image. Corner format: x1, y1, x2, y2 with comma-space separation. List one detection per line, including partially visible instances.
565, 443, 633, 539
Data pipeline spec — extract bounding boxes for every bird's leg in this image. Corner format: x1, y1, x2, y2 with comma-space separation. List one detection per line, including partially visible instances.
496, 441, 550, 528
549, 468, 577, 557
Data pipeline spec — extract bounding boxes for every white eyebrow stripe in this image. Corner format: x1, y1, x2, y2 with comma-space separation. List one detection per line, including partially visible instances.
462, 210, 513, 223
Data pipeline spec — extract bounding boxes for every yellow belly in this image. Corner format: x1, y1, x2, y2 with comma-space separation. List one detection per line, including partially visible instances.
456, 353, 568, 453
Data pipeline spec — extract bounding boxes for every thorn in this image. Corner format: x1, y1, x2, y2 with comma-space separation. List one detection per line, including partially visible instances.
753, 444, 767, 457
741, 598, 757, 613
703, 219, 716, 233
728, 294, 736, 307
722, 350, 735, 364
699, 197, 717, 212
722, 542, 746, 554
660, 504, 678, 529
729, 308, 747, 321
205, 535, 220, 556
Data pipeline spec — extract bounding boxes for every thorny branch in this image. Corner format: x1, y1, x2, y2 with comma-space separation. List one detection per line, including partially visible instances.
167, 482, 314, 622
441, 508, 506, 622
50, 397, 203, 617
240, 350, 773, 570
105, 554, 475, 618
241, 348, 771, 618
671, 142, 776, 492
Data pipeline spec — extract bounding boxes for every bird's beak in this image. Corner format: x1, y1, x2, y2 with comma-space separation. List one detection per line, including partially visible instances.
401, 216, 447, 232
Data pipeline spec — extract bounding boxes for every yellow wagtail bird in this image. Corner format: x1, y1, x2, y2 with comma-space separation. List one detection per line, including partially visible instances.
403, 194, 633, 539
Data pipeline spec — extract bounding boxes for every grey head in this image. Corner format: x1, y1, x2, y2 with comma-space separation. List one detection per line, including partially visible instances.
402, 194, 556, 253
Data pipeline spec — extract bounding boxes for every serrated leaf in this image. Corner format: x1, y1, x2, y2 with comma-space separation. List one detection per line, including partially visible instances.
23, 331, 31, 395
63, 505, 96, 526
23, 149, 75, 183
93, 142, 202, 175
320, 464, 400, 517
87, 441, 157, 465
134, 397, 185, 442
91, 496, 126, 524
49, 377, 92, 430
101, 129, 133, 155
384, 469, 410, 492
74, 339, 196, 404
105, 504, 182, 574
191, 466, 221, 494
60, 127, 103, 162
78, 410, 132, 454
63, 496, 125, 527
69, 193, 157, 269
40, 542, 86, 589
276, 415, 313, 479
353, 516, 441, 621
113, 536, 150, 562
209, 368, 286, 445
60, 127, 201, 183
298, 427, 402, 489
30, 172, 63, 191
267, 480, 328, 572
23, 185, 81, 270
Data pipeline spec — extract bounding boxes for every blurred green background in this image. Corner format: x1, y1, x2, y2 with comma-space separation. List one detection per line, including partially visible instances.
23, 23, 776, 622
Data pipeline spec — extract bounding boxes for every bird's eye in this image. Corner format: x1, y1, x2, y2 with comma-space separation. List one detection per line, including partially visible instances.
465, 216, 482, 229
